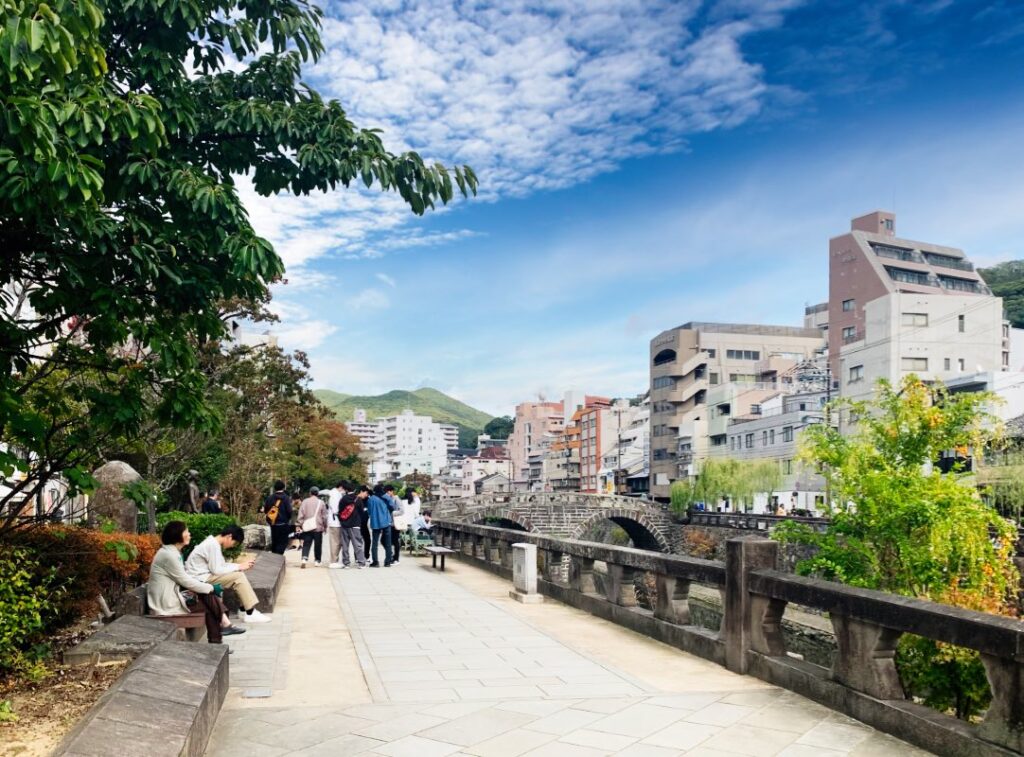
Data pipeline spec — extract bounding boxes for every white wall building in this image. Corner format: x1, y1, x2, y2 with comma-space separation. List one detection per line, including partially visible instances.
350, 408, 453, 483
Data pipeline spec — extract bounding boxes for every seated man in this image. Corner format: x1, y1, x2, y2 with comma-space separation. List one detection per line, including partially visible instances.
185, 525, 270, 623
413, 510, 433, 533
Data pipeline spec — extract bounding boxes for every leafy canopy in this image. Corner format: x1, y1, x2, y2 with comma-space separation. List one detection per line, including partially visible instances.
774, 376, 1020, 720
0, 0, 476, 520
670, 457, 782, 514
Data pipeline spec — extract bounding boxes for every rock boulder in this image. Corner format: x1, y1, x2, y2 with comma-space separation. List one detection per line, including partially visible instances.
88, 461, 142, 533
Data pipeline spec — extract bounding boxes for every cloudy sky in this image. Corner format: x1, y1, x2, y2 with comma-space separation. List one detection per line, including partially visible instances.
242, 0, 1024, 416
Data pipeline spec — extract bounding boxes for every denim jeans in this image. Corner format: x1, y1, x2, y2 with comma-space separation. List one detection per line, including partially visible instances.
371, 527, 392, 566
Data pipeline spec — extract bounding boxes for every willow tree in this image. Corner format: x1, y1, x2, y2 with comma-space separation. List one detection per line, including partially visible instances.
0, 0, 476, 531
776, 376, 1019, 719
671, 457, 782, 514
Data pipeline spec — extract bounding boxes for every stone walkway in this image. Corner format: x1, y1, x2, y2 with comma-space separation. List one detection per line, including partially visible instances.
205, 552, 933, 757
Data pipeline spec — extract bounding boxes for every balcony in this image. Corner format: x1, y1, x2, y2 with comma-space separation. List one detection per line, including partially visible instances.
871, 243, 921, 263
923, 252, 973, 272
938, 275, 990, 295
842, 329, 862, 345
885, 266, 933, 287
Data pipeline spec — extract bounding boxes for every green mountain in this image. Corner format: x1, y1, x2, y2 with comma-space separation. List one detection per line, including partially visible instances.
979, 260, 1024, 328
313, 387, 493, 447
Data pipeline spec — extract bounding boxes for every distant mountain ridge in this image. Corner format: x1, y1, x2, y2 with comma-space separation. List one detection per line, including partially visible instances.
314, 387, 493, 446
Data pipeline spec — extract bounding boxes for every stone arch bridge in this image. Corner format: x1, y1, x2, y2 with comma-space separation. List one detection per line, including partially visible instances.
433, 493, 678, 552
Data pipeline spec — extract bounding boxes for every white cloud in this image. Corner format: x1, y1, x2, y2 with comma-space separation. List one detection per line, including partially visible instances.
349, 288, 391, 310
375, 273, 397, 288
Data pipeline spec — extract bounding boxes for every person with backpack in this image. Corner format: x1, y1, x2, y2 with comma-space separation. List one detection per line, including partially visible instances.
336, 485, 368, 568
261, 481, 292, 555
297, 486, 327, 568
367, 484, 395, 567
326, 480, 348, 568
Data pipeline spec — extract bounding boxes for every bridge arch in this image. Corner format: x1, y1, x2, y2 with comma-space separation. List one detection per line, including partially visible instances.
467, 506, 535, 533
570, 509, 672, 552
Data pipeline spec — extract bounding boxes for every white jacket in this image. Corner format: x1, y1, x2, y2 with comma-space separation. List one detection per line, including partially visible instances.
184, 536, 239, 581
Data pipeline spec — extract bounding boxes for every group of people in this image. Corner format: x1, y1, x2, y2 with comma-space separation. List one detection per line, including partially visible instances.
146, 521, 271, 647
144, 480, 434, 649
260, 479, 432, 568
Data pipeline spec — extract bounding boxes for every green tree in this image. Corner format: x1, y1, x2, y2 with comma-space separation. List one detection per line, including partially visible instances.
670, 458, 782, 514
775, 376, 1019, 719
483, 416, 514, 440
978, 260, 1024, 328
0, 0, 477, 530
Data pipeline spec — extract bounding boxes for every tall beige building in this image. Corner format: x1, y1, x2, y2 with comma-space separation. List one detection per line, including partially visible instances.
649, 322, 826, 499
828, 211, 1009, 402
507, 401, 564, 489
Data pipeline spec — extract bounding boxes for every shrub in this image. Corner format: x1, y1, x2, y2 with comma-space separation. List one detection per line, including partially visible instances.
155, 511, 242, 560
0, 547, 63, 678
10, 526, 160, 629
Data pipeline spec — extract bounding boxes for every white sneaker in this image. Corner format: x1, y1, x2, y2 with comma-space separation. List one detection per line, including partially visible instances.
328, 562, 342, 569
314, 561, 322, 567
242, 609, 271, 623
301, 558, 307, 569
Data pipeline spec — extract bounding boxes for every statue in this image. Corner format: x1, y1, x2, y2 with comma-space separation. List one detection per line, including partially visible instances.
186, 469, 200, 514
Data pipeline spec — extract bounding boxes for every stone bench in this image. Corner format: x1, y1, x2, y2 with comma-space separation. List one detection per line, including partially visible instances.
64, 615, 178, 666
222, 551, 285, 613
55, 640, 229, 757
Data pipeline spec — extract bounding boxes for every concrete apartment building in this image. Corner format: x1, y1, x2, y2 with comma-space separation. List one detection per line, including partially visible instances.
358, 408, 457, 483
828, 211, 1009, 401
707, 389, 830, 513
508, 401, 564, 489
649, 322, 826, 499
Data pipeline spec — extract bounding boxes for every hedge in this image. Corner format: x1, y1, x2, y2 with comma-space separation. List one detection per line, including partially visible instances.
155, 511, 243, 560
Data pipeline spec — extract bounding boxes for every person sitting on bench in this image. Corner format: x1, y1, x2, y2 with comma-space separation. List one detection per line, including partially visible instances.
413, 511, 433, 533
148, 521, 245, 644
185, 524, 270, 624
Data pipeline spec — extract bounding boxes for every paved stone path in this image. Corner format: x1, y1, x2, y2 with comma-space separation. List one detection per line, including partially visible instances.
205, 553, 933, 757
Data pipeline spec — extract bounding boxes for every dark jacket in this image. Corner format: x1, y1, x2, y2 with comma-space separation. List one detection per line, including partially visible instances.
201, 498, 221, 514
262, 490, 292, 526
339, 493, 362, 528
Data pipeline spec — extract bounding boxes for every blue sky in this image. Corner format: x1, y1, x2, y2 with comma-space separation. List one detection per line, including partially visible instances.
239, 0, 1024, 416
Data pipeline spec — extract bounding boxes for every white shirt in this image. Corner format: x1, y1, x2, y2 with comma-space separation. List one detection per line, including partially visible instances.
184, 536, 239, 581
327, 488, 344, 526
406, 495, 422, 522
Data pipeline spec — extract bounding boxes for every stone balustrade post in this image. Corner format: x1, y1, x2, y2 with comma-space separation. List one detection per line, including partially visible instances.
748, 596, 787, 657
829, 615, 905, 700
654, 574, 691, 625
486, 537, 500, 563
604, 563, 638, 607
723, 537, 778, 674
978, 654, 1024, 753
570, 556, 597, 594
545, 550, 564, 584
509, 542, 542, 604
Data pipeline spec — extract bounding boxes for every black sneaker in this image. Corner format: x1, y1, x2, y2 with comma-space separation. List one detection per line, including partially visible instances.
222, 625, 247, 636
369, 563, 380, 568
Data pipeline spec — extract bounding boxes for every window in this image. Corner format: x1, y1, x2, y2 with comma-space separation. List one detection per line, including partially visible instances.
958, 314, 965, 333
1004, 351, 1011, 367
653, 348, 677, 366
726, 349, 760, 360
940, 276, 983, 294
705, 348, 716, 358
848, 365, 864, 383
884, 218, 894, 231
901, 357, 928, 371
901, 312, 928, 327
781, 459, 793, 475
842, 326, 856, 340
653, 448, 672, 461
762, 431, 768, 446
842, 299, 855, 311
769, 429, 775, 445
782, 426, 794, 442
886, 266, 931, 286
958, 358, 965, 371
745, 433, 753, 449
944, 358, 951, 371
729, 373, 757, 383
730, 437, 736, 451
653, 376, 676, 389
709, 372, 719, 385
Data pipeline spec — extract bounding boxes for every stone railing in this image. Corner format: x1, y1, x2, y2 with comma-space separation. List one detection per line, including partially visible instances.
686, 509, 830, 533
434, 519, 1024, 757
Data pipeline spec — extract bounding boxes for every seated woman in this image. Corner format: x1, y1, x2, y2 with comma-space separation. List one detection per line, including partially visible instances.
147, 520, 245, 644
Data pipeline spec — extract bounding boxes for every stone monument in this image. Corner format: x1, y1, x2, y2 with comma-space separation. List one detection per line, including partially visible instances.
509, 542, 543, 604
89, 460, 142, 533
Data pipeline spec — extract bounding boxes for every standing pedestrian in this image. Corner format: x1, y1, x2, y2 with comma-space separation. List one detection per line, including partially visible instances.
360, 487, 372, 562
201, 489, 222, 514
326, 480, 348, 568
367, 484, 394, 567
383, 485, 405, 564
297, 487, 327, 568
337, 486, 368, 568
261, 481, 292, 555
